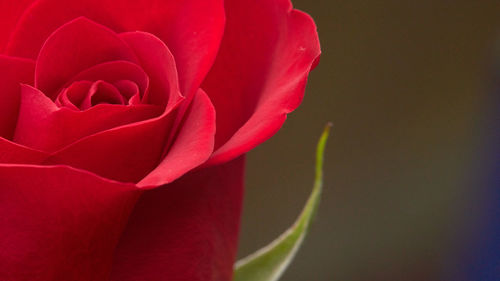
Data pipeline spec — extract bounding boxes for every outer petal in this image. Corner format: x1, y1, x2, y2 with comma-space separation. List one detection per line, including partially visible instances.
35, 17, 138, 98
202, 0, 321, 166
0, 138, 47, 164
0, 55, 34, 139
43, 109, 176, 183
0, 164, 141, 281
7, 0, 225, 96
139, 89, 216, 188
111, 157, 245, 281
0, 0, 35, 51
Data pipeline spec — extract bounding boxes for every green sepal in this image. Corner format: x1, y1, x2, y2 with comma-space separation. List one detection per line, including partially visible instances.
233, 123, 332, 281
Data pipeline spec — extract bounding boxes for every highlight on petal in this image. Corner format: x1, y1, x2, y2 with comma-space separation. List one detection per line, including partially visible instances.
0, 55, 34, 139
0, 164, 140, 281
202, 0, 321, 166
13, 84, 58, 149
35, 17, 138, 99
111, 157, 245, 281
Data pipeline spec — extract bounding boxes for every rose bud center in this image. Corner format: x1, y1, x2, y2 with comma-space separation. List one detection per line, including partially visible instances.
55, 79, 142, 110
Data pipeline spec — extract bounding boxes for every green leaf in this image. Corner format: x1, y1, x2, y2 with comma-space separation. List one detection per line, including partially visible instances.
233, 123, 332, 281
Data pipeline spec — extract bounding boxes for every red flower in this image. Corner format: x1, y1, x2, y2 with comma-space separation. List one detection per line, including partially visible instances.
0, 0, 320, 280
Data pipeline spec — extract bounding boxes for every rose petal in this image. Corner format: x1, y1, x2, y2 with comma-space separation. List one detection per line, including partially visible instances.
114, 80, 140, 102
35, 17, 138, 99
42, 104, 179, 183
0, 0, 35, 51
111, 157, 244, 281
80, 80, 125, 110
66, 60, 149, 100
7, 0, 225, 96
0, 55, 34, 139
43, 87, 214, 186
202, 0, 321, 166
119, 31, 182, 109
0, 137, 47, 164
0, 164, 140, 281
55, 81, 93, 110
138, 89, 215, 188
14, 85, 163, 152
29, 31, 213, 186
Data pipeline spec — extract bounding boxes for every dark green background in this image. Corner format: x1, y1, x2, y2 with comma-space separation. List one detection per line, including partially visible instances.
238, 1, 499, 280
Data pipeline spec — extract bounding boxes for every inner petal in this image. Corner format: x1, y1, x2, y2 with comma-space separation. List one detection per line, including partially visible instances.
33, 17, 138, 98
81, 80, 125, 110
56, 81, 92, 110
63, 60, 150, 102
114, 80, 140, 104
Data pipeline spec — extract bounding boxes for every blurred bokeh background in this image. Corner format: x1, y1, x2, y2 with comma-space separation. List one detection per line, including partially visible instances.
237, 1, 500, 280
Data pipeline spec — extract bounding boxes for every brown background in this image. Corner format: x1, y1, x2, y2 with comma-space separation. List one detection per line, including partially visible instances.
237, 1, 500, 280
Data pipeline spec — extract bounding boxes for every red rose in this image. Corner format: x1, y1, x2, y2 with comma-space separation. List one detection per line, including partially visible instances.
0, 0, 320, 280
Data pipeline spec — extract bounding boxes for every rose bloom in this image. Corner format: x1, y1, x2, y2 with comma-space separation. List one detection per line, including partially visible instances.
0, 0, 320, 280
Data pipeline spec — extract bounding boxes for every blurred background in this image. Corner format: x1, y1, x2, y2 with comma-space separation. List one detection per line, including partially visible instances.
237, 1, 500, 280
